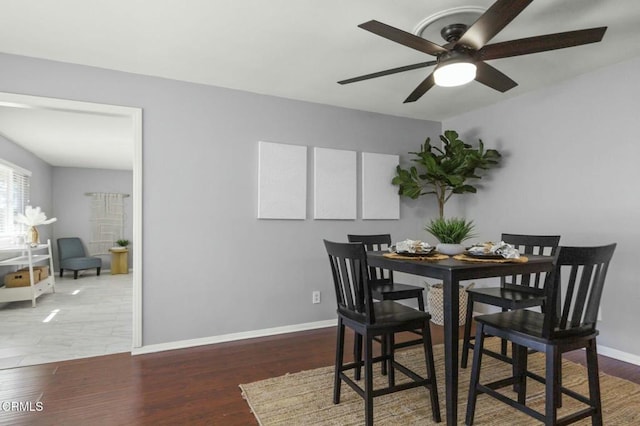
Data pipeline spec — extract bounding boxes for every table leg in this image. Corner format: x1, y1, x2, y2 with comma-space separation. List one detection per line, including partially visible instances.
443, 276, 459, 425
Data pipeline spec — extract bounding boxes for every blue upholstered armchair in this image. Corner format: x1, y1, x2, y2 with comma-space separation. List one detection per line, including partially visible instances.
57, 237, 102, 279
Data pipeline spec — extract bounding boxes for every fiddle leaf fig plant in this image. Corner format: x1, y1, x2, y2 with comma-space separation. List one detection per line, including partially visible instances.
392, 130, 502, 218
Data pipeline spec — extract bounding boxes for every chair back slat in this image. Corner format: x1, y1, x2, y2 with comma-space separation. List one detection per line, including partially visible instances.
584, 262, 610, 324
570, 264, 596, 328
500, 233, 561, 291
347, 234, 394, 284
324, 240, 375, 324
558, 265, 579, 329
543, 243, 616, 339
332, 255, 354, 311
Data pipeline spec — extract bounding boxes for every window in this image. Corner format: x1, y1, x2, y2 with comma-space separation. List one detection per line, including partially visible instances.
0, 159, 31, 237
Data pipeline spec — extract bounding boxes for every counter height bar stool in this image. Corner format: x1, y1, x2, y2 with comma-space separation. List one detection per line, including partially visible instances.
461, 233, 561, 368
466, 243, 616, 426
348, 234, 426, 377
324, 240, 440, 426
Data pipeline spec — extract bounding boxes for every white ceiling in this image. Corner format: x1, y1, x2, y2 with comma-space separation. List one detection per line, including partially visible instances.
0, 93, 134, 170
1, 0, 639, 169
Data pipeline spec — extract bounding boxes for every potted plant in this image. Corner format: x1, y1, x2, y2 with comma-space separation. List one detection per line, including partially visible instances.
392, 130, 501, 219
116, 239, 130, 248
425, 217, 476, 255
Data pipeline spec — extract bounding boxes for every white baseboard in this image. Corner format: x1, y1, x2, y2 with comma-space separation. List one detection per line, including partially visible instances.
597, 344, 640, 366
132, 318, 337, 356
473, 311, 640, 366
132, 316, 640, 367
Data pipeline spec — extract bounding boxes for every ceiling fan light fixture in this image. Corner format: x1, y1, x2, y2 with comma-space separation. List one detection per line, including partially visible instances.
343, 1, 608, 102
434, 61, 476, 87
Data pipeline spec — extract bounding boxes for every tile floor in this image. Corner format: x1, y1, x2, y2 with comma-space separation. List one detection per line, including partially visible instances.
0, 271, 132, 369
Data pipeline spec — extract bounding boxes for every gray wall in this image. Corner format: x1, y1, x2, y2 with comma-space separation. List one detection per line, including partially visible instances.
51, 167, 133, 270
0, 53, 442, 346
444, 56, 640, 357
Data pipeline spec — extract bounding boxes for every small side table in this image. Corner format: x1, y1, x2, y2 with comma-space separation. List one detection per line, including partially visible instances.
109, 247, 129, 275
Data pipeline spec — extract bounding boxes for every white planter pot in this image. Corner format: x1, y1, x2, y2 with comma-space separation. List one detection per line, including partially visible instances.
436, 243, 465, 255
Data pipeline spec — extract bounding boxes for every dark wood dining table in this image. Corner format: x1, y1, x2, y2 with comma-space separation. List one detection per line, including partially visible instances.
367, 251, 554, 426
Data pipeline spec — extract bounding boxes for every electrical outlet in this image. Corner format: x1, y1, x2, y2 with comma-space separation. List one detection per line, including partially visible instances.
312, 291, 321, 304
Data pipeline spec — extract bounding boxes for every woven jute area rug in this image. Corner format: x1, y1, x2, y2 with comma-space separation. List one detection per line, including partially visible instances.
240, 338, 640, 425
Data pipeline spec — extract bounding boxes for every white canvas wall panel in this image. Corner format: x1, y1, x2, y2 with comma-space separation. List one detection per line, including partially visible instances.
362, 152, 399, 219
257, 141, 307, 219
314, 147, 356, 219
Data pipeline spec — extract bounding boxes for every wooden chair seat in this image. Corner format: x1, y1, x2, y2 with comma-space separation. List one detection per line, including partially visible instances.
475, 309, 596, 343
466, 286, 546, 310
367, 300, 430, 328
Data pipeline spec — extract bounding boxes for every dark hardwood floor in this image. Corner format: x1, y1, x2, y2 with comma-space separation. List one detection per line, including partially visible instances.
0, 324, 638, 425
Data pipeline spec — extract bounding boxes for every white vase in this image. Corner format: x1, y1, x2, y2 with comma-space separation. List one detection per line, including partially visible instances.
26, 226, 40, 246
436, 243, 465, 255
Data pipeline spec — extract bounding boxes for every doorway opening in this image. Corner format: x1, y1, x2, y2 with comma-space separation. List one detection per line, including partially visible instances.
0, 91, 142, 366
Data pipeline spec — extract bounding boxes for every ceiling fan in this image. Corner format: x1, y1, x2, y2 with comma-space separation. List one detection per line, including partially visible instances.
338, 0, 607, 103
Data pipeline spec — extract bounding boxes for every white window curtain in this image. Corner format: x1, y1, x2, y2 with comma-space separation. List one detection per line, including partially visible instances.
89, 192, 124, 255
0, 159, 31, 238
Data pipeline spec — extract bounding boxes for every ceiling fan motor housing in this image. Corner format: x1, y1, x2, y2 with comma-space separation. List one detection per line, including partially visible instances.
436, 50, 474, 66
440, 23, 468, 43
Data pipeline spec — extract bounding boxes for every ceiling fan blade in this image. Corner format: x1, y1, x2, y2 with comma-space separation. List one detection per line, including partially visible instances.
403, 72, 436, 103
474, 61, 518, 92
338, 61, 437, 85
456, 0, 534, 50
478, 27, 607, 61
359, 20, 447, 56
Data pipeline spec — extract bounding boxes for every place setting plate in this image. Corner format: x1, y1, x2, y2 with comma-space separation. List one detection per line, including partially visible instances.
395, 251, 437, 257
390, 245, 436, 257
458, 242, 528, 263
464, 251, 505, 259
